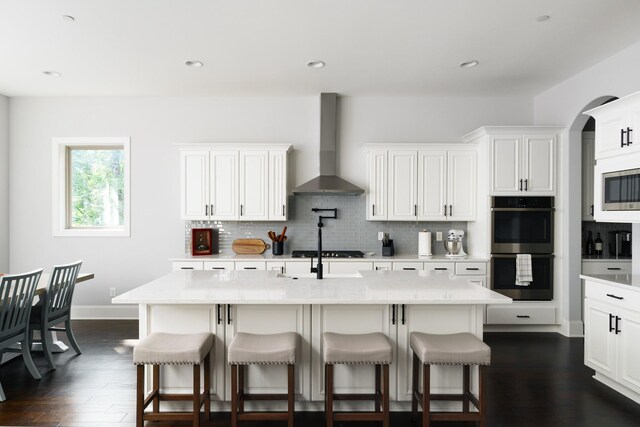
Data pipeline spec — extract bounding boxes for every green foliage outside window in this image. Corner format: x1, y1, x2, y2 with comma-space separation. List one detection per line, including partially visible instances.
69, 148, 125, 228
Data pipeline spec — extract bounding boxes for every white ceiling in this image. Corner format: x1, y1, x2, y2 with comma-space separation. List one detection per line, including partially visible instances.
2, 0, 640, 97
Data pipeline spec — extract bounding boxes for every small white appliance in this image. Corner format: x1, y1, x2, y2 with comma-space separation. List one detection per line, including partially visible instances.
444, 229, 467, 258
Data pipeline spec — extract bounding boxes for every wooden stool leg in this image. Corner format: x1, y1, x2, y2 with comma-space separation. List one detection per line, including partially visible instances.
326, 364, 334, 427
152, 365, 160, 413
136, 365, 144, 427
382, 364, 389, 427
411, 352, 419, 419
422, 364, 430, 427
238, 364, 245, 414
479, 365, 487, 427
288, 364, 295, 427
231, 365, 238, 427
204, 353, 211, 420
375, 364, 381, 412
463, 365, 470, 413
193, 363, 200, 427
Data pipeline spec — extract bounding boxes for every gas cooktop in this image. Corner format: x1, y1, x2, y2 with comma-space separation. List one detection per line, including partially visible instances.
291, 250, 365, 258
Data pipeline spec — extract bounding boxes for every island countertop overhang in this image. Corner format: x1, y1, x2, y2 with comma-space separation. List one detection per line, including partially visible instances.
112, 270, 512, 305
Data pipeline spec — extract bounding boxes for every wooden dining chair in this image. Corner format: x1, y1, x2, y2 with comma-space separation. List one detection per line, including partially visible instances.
0, 269, 44, 401
28, 260, 82, 370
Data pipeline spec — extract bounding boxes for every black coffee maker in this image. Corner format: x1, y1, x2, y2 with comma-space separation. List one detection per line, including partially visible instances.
608, 230, 632, 258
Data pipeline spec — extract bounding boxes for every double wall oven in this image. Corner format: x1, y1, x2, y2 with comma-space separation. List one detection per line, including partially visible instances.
491, 196, 554, 300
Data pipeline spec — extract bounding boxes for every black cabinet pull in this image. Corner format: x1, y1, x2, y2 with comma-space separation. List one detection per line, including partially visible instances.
516, 315, 530, 318
466, 267, 480, 271
211, 267, 225, 270
434, 267, 448, 271
607, 267, 622, 271
211, 204, 214, 215
180, 267, 194, 270
627, 127, 633, 145
391, 304, 396, 325
609, 313, 615, 333
519, 179, 523, 191
606, 293, 624, 300
443, 205, 447, 216
217, 304, 223, 325
615, 316, 621, 334
621, 128, 627, 147
282, 204, 286, 216
403, 267, 416, 271
372, 204, 375, 216
414, 204, 417, 216
227, 305, 232, 324
449, 205, 452, 216
590, 205, 594, 216
205, 204, 209, 216
401, 304, 406, 325
240, 204, 243, 216
524, 179, 528, 191
244, 267, 257, 270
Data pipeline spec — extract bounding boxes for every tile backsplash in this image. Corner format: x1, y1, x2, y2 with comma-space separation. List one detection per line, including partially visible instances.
185, 195, 467, 256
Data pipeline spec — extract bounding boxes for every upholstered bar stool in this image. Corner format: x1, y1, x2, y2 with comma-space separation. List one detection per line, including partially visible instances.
133, 332, 214, 427
323, 332, 392, 427
228, 332, 298, 427
410, 332, 491, 427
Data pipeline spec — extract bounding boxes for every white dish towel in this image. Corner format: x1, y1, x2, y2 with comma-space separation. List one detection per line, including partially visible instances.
515, 254, 533, 286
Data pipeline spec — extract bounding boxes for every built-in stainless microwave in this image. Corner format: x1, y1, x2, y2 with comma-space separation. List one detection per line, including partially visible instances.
602, 168, 640, 211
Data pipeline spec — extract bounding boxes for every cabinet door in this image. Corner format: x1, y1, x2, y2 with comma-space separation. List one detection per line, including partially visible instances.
595, 108, 628, 159
366, 150, 388, 220
582, 133, 595, 220
396, 305, 481, 401
417, 150, 447, 220
447, 151, 477, 220
311, 305, 396, 401
584, 299, 617, 376
490, 135, 522, 194
239, 151, 269, 220
523, 134, 556, 194
210, 151, 238, 220
617, 309, 640, 395
226, 304, 311, 401
180, 150, 210, 220
269, 150, 288, 221
627, 102, 640, 156
388, 150, 418, 220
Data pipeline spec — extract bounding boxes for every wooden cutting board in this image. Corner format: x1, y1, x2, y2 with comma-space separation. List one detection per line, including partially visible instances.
232, 238, 270, 254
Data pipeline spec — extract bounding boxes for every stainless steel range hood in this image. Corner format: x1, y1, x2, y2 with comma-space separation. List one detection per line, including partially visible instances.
293, 93, 364, 196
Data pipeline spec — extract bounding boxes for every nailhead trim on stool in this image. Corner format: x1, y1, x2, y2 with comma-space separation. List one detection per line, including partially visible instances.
323, 332, 392, 427
410, 332, 491, 427
228, 332, 298, 427
134, 332, 214, 427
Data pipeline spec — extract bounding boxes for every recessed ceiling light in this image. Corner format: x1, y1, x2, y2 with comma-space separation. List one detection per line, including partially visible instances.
43, 71, 61, 77
62, 15, 76, 22
459, 60, 479, 68
306, 60, 326, 69
536, 15, 551, 22
184, 60, 204, 68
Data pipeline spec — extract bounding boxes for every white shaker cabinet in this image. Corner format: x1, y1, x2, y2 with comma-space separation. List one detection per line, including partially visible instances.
366, 149, 388, 220
446, 150, 477, 220
417, 151, 447, 220
388, 150, 418, 220
582, 132, 595, 221
463, 127, 560, 196
179, 145, 291, 221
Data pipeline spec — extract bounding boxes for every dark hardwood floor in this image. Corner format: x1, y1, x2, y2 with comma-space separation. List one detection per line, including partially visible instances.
1, 320, 640, 426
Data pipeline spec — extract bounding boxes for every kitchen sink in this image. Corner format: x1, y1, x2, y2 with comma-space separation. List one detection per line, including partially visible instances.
275, 272, 362, 279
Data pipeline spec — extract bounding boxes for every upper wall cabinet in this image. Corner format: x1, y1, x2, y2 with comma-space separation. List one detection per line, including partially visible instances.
365, 145, 477, 222
584, 92, 640, 160
180, 144, 292, 221
463, 127, 561, 196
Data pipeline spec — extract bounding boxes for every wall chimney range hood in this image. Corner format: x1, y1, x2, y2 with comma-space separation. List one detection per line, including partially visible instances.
293, 93, 364, 196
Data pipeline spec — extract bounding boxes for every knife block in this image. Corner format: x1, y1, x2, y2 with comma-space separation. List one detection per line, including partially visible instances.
382, 240, 394, 257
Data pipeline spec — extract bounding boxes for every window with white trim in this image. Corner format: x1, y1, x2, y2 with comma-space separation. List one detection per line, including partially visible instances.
52, 137, 130, 237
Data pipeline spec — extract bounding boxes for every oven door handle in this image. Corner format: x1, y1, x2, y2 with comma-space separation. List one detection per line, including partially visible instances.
491, 207, 555, 212
490, 254, 555, 259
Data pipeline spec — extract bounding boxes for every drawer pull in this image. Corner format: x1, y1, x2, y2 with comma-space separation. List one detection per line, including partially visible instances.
434, 268, 448, 271
403, 268, 416, 271
180, 267, 194, 270
244, 267, 257, 270
516, 315, 530, 318
465, 267, 480, 271
606, 293, 624, 300
606, 267, 622, 271
211, 267, 225, 270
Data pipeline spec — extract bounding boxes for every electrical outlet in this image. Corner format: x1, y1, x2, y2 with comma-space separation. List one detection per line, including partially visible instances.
109, 288, 116, 297
378, 232, 385, 241
436, 232, 443, 241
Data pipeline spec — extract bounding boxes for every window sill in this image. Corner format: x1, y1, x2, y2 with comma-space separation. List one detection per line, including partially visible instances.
53, 228, 130, 237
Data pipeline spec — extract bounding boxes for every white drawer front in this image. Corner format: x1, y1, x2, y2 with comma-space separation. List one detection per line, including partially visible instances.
285, 261, 312, 274
172, 261, 204, 271
423, 262, 454, 273
585, 280, 640, 310
455, 262, 487, 276
235, 261, 266, 270
487, 305, 556, 325
203, 261, 235, 270
392, 262, 424, 271
582, 262, 632, 275
329, 261, 374, 274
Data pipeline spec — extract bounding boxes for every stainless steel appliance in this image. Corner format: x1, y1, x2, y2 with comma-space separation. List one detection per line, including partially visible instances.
444, 229, 467, 258
602, 168, 640, 211
608, 230, 632, 258
491, 196, 555, 301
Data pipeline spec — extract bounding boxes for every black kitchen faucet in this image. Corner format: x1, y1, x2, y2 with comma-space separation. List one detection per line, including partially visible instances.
310, 208, 337, 279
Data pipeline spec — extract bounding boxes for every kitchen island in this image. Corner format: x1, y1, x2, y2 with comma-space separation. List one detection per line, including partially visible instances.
113, 269, 511, 411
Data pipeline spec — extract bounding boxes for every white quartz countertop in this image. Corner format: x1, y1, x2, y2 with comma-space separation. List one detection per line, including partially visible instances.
580, 273, 640, 291
112, 270, 511, 305
169, 254, 489, 262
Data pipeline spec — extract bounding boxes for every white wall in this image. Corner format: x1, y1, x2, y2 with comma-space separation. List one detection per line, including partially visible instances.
0, 94, 8, 272
9, 95, 532, 317
534, 39, 640, 335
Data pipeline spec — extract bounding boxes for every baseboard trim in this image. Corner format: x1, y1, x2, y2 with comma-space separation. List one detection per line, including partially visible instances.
71, 305, 138, 320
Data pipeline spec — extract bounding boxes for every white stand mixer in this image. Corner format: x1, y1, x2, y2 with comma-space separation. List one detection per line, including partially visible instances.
444, 229, 467, 258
